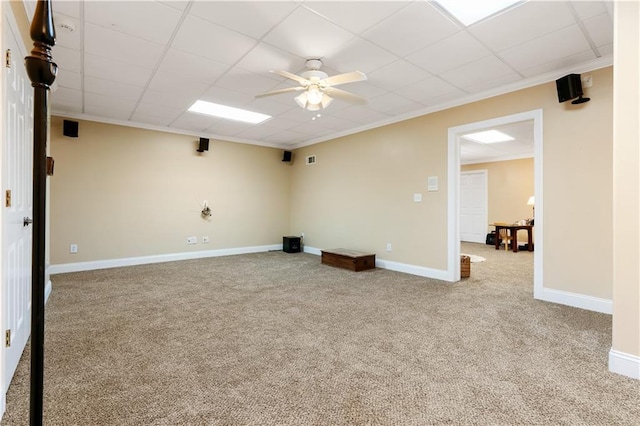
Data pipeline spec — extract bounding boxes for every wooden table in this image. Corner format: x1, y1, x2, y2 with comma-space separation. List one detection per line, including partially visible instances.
321, 249, 376, 271
490, 224, 533, 252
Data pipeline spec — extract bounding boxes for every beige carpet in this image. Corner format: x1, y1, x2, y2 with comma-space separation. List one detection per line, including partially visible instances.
1, 242, 638, 425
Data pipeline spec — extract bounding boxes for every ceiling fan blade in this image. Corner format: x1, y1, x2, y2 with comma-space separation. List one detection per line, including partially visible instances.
271, 70, 311, 86
323, 87, 367, 105
255, 86, 304, 99
320, 71, 367, 87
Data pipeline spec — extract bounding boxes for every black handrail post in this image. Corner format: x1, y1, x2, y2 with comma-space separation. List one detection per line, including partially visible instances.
24, 1, 57, 424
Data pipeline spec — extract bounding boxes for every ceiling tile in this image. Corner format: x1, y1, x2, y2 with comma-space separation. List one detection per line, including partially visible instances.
328, 106, 391, 125
467, 72, 522, 94
342, 82, 388, 99
235, 43, 306, 76
439, 56, 516, 91
140, 88, 199, 111
500, 25, 591, 72
245, 98, 295, 117
262, 7, 356, 59
394, 76, 464, 104
52, 13, 81, 50
51, 1, 81, 19
367, 60, 431, 91
51, 87, 82, 113
84, 76, 144, 101
159, 2, 189, 12
235, 125, 289, 140
262, 129, 307, 145
216, 68, 282, 96
84, 93, 137, 120
85, 1, 182, 44
360, 2, 460, 57
583, 12, 614, 47
205, 118, 256, 136
303, 1, 410, 34
84, 23, 165, 70
171, 15, 258, 65
154, 49, 230, 86
470, 1, 575, 52
367, 92, 418, 114
406, 31, 491, 75
323, 37, 398, 74
52, 45, 81, 73
190, 1, 298, 39
571, 1, 608, 20
199, 87, 255, 108
84, 53, 153, 87
55, 69, 81, 91
132, 103, 184, 123
519, 50, 596, 78
147, 72, 210, 98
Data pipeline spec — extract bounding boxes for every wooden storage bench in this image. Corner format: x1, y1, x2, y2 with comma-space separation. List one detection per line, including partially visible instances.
321, 249, 376, 272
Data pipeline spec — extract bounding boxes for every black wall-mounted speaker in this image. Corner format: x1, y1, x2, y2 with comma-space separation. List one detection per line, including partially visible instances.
282, 150, 292, 162
197, 137, 209, 152
63, 120, 78, 137
555, 74, 583, 103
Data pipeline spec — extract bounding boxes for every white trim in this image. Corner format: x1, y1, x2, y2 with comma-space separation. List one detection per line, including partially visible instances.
449, 109, 543, 285
536, 287, 612, 314
50, 244, 281, 274
609, 349, 640, 380
45, 280, 52, 303
461, 153, 534, 166
304, 246, 450, 281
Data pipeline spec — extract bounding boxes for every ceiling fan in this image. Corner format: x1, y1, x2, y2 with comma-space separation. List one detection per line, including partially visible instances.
255, 59, 367, 111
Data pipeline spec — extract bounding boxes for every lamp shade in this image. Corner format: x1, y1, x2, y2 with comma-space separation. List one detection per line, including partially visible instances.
527, 196, 535, 206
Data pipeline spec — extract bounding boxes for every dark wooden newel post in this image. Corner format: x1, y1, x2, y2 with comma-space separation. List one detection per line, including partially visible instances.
24, 0, 57, 424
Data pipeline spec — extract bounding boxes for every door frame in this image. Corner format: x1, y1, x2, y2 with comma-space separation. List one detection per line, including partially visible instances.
460, 169, 488, 244
447, 109, 543, 290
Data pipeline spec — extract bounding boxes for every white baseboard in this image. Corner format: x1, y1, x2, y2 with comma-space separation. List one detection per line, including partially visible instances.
50, 244, 282, 274
45, 280, 52, 303
609, 349, 640, 379
534, 287, 612, 314
304, 246, 450, 281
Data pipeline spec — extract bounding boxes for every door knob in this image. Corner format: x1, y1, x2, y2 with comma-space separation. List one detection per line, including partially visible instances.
23, 217, 33, 226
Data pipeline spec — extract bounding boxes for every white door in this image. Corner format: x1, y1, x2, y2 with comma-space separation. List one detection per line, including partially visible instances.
460, 170, 488, 243
2, 14, 34, 393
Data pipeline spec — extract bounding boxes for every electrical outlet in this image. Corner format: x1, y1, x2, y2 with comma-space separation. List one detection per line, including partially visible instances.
70, 244, 78, 254
386, 243, 392, 252
413, 193, 422, 202
187, 236, 197, 245
202, 236, 209, 243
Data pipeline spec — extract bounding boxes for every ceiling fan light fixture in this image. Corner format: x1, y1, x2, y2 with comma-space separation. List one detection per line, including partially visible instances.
307, 86, 323, 105
294, 92, 308, 109
320, 94, 333, 109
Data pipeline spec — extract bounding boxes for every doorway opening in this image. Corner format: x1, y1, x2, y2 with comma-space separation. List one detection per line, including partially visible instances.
447, 109, 543, 297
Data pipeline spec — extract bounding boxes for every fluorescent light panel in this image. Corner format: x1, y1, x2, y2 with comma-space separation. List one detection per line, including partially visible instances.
188, 100, 270, 124
436, 0, 522, 26
462, 130, 514, 144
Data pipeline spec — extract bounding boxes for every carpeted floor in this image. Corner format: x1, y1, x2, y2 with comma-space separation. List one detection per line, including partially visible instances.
1, 242, 638, 425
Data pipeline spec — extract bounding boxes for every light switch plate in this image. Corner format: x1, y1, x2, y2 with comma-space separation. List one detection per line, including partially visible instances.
428, 176, 438, 191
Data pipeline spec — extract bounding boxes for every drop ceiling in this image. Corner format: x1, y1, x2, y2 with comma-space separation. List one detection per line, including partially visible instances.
25, 0, 613, 158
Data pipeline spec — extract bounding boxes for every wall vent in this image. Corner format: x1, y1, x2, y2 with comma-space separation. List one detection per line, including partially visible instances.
305, 155, 316, 165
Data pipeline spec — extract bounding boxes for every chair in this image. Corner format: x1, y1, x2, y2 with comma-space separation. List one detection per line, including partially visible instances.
494, 222, 513, 251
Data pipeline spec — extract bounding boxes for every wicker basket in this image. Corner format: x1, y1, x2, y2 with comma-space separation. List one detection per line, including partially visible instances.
461, 255, 471, 278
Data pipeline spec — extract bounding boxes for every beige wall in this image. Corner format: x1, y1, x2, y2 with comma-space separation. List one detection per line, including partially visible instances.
292, 66, 613, 299
612, 1, 640, 360
462, 158, 534, 242
49, 118, 291, 264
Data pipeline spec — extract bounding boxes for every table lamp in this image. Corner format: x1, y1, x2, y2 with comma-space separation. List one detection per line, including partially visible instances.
527, 196, 535, 217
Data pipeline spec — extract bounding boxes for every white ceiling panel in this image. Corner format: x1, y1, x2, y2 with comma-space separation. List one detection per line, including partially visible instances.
367, 60, 430, 92
190, 1, 297, 39
470, 1, 575, 52
394, 76, 464, 104
84, 23, 165, 70
84, 53, 153, 87
439, 56, 517, 91
52, 45, 81, 73
171, 15, 258, 65
360, 2, 460, 57
324, 37, 398, 74
571, 1, 608, 20
583, 12, 614, 47
500, 25, 591, 72
406, 31, 491, 75
303, 1, 410, 34
235, 43, 306, 76
262, 7, 356, 59
84, 76, 144, 102
84, 1, 182, 45
55, 69, 81, 91
45, 1, 613, 154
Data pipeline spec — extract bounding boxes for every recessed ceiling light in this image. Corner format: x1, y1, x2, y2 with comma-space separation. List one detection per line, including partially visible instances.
462, 130, 514, 144
188, 100, 270, 124
436, 0, 523, 26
